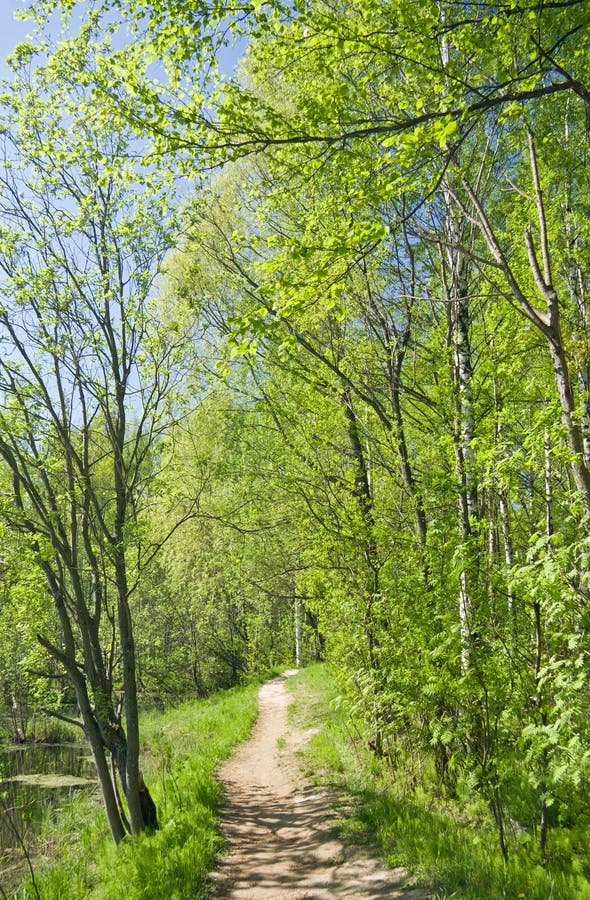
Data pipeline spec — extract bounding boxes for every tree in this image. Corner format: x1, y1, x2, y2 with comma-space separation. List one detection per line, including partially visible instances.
25, 0, 590, 166
156, 2, 590, 860
0, 52, 188, 841
19, 0, 590, 867
136, 388, 299, 698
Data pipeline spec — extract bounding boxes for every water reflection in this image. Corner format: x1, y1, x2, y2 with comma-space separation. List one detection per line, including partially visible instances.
0, 742, 94, 780
0, 743, 97, 885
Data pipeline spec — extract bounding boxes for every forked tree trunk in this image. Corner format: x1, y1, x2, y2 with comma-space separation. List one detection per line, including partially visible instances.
460, 135, 590, 519
37, 627, 127, 844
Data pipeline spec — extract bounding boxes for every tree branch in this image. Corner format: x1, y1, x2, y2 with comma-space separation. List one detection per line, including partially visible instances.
40, 708, 85, 732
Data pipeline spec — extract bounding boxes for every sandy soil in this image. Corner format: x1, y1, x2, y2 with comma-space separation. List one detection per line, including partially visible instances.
208, 671, 430, 899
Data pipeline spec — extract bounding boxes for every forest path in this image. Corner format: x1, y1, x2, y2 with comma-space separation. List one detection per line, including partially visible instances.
208, 670, 429, 899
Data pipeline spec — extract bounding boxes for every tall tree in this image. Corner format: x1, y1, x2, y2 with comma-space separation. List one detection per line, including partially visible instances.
0, 52, 187, 840
21, 0, 590, 866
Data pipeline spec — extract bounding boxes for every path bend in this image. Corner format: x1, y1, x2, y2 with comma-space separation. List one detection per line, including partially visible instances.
208, 670, 429, 899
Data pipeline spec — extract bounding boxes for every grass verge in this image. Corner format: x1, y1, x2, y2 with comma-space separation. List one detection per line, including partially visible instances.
287, 664, 590, 900
13, 682, 259, 900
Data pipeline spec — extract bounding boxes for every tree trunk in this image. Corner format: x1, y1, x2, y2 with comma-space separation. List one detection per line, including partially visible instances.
444, 181, 477, 671
294, 599, 302, 667
115, 555, 144, 834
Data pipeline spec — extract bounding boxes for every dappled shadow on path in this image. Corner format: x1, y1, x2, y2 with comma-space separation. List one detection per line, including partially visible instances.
208, 672, 429, 899
209, 782, 419, 899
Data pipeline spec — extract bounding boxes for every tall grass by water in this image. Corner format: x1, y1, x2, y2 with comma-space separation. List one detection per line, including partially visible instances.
287, 664, 590, 900
12, 682, 259, 899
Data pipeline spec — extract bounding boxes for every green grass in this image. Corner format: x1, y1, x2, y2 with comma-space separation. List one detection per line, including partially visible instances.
15, 665, 590, 899
14, 682, 259, 900
287, 664, 590, 900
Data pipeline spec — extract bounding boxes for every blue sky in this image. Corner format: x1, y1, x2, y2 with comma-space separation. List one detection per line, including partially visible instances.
0, 2, 247, 78
1, 2, 31, 68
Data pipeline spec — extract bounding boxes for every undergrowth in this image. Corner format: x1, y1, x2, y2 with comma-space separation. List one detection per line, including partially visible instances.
13, 682, 259, 899
288, 664, 590, 900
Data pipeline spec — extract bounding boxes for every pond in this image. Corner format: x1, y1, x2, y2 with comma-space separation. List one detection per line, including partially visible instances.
0, 742, 97, 889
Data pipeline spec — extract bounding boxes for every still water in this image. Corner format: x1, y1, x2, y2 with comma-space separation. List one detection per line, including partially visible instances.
0, 742, 97, 886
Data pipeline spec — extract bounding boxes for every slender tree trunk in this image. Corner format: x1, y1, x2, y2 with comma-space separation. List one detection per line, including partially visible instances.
535, 427, 552, 855
388, 375, 429, 570
545, 332, 590, 512
111, 369, 146, 834
342, 387, 380, 650
460, 148, 590, 517
524, 130, 590, 511
294, 599, 301, 667
342, 387, 391, 754
36, 564, 128, 843
444, 183, 477, 671
115, 552, 144, 834
568, 263, 590, 467
498, 488, 516, 618
493, 380, 516, 617
37, 629, 127, 844
82, 693, 128, 845
490, 786, 509, 862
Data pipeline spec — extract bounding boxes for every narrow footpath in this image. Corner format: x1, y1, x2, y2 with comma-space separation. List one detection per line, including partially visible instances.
208, 670, 429, 899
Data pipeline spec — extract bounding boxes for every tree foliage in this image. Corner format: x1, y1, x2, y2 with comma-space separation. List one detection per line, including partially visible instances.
0, 40, 188, 842
2, 0, 590, 886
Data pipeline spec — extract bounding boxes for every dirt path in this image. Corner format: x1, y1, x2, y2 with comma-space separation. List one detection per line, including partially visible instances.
208, 671, 429, 899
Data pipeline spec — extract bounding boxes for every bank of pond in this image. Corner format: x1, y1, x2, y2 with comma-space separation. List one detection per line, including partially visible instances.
0, 681, 261, 899
0, 742, 96, 891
